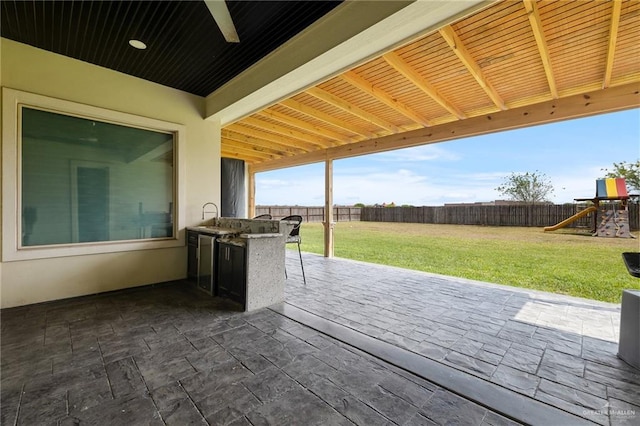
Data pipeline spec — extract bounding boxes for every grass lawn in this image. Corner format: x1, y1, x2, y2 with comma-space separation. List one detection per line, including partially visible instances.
295, 221, 640, 304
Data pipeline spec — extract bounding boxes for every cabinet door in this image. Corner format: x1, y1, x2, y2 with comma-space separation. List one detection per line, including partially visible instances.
217, 243, 245, 306
228, 245, 246, 302
217, 244, 232, 296
197, 235, 215, 295
187, 231, 198, 282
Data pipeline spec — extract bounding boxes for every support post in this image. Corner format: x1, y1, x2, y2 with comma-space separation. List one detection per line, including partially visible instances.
324, 158, 334, 257
248, 166, 256, 218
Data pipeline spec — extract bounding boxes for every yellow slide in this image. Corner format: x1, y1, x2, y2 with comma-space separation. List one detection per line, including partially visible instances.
544, 206, 598, 231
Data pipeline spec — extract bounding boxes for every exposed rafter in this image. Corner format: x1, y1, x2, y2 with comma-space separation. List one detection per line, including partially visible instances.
221, 139, 281, 160
340, 71, 432, 127
438, 25, 506, 111
221, 149, 265, 163
222, 130, 297, 157
251, 83, 640, 172
305, 86, 399, 133
241, 116, 334, 149
523, 0, 558, 99
256, 109, 350, 143
603, 0, 622, 88
382, 52, 466, 120
222, 0, 640, 167
221, 144, 276, 160
226, 124, 314, 153
279, 99, 374, 138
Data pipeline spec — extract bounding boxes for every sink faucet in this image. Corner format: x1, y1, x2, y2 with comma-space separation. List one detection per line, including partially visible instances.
201, 202, 219, 220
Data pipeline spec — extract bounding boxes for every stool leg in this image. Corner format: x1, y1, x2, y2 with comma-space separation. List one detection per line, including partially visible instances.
297, 242, 306, 285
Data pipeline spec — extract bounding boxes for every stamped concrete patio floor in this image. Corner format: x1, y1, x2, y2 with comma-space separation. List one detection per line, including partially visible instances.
1, 254, 638, 425
283, 253, 640, 426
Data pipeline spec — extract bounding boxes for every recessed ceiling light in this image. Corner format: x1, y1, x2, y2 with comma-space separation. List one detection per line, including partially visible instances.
128, 39, 147, 50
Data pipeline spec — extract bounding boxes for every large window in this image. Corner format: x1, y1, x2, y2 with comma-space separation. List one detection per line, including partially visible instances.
2, 88, 186, 261
21, 107, 175, 246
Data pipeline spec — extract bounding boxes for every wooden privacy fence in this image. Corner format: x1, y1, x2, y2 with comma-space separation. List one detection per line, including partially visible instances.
255, 206, 361, 223
361, 203, 639, 230
256, 204, 639, 229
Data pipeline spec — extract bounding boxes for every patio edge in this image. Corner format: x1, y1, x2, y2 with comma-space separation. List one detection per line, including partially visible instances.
270, 302, 596, 426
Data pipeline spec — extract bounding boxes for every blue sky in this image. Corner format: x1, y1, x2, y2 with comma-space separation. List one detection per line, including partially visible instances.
255, 109, 640, 206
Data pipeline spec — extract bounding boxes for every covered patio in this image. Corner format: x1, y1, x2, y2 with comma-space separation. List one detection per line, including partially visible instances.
2, 255, 637, 425
1, 0, 638, 424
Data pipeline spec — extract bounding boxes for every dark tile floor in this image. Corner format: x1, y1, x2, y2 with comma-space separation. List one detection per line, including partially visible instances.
1, 282, 522, 425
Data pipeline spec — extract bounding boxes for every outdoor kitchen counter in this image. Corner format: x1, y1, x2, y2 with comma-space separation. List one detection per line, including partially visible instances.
242, 232, 288, 311
187, 219, 292, 311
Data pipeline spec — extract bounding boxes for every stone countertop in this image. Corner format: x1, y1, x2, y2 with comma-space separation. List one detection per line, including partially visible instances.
186, 226, 239, 236
238, 233, 283, 239
187, 226, 282, 240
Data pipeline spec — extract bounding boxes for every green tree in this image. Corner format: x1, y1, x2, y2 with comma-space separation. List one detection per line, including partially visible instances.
495, 171, 554, 203
602, 160, 640, 191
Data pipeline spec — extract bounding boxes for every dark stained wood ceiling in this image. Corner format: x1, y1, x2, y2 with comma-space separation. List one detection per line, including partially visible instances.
0, 0, 342, 97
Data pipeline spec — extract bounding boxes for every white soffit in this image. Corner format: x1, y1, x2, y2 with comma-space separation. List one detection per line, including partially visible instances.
206, 0, 491, 126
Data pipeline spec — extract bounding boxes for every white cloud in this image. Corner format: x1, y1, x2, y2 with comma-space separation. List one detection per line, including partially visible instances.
256, 163, 608, 207
450, 171, 506, 183
333, 168, 502, 206
548, 166, 609, 203
256, 164, 507, 206
258, 178, 290, 189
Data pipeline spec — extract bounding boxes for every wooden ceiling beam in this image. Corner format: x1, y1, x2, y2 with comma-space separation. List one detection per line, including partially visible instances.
305, 86, 399, 133
382, 51, 466, 120
256, 108, 351, 144
603, 0, 622, 88
252, 82, 640, 173
222, 125, 307, 156
222, 128, 303, 156
438, 25, 506, 111
523, 0, 558, 99
246, 150, 328, 173
227, 124, 315, 152
221, 147, 274, 162
242, 116, 333, 149
341, 70, 432, 127
279, 99, 375, 138
221, 149, 265, 164
222, 139, 282, 160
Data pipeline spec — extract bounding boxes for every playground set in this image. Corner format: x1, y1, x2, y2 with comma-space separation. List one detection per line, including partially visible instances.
544, 178, 633, 238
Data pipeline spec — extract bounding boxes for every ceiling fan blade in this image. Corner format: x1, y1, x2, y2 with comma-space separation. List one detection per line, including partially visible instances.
204, 0, 240, 43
